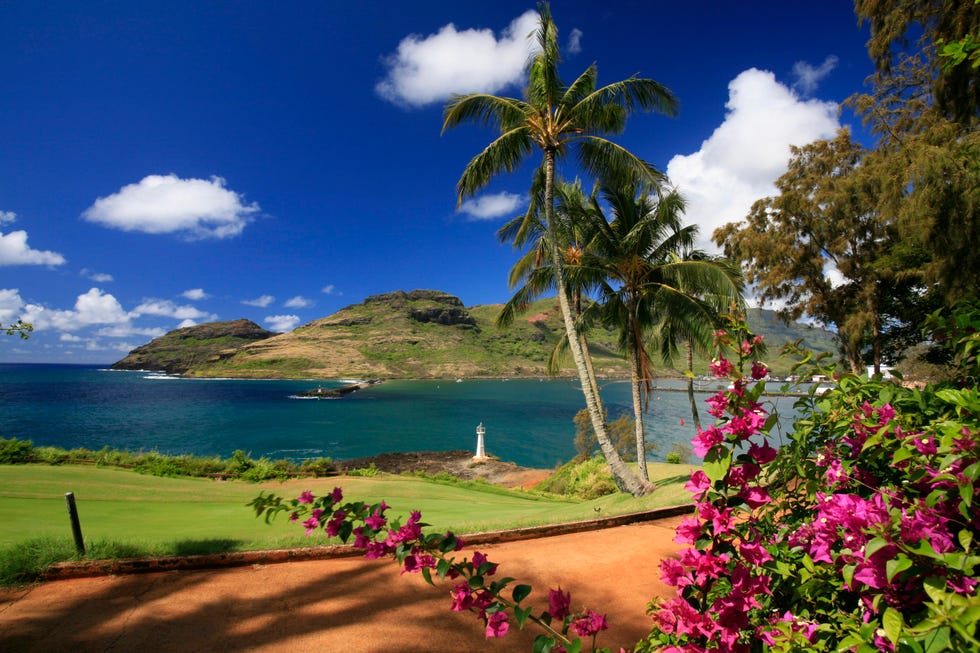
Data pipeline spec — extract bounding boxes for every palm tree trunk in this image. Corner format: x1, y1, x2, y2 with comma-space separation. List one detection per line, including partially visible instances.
543, 151, 648, 497
630, 344, 650, 483
686, 340, 701, 431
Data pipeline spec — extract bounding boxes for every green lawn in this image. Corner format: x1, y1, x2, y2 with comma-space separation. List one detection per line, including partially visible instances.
0, 463, 695, 552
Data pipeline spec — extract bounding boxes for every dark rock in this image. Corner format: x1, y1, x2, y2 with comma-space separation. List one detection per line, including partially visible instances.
296, 379, 384, 398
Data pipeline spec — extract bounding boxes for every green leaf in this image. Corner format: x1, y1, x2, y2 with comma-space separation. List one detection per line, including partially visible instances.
882, 607, 903, 645
439, 533, 458, 553
512, 584, 533, 604
437, 558, 451, 580
703, 447, 731, 482
566, 638, 583, 653
515, 605, 532, 628
886, 555, 913, 582
920, 625, 951, 653
468, 575, 484, 590
420, 566, 434, 586
958, 529, 973, 552
864, 537, 891, 558
532, 634, 554, 653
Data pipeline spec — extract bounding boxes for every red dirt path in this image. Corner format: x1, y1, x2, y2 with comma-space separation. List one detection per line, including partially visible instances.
0, 516, 684, 652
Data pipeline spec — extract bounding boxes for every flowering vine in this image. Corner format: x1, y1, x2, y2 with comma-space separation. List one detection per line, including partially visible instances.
250, 486, 617, 652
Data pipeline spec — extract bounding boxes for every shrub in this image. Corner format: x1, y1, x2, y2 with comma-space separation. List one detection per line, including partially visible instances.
347, 463, 380, 477
299, 457, 335, 477
640, 307, 980, 653
535, 456, 617, 499
664, 452, 681, 464
0, 437, 34, 464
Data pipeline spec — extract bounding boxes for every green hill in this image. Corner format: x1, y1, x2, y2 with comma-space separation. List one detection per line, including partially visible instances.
114, 289, 838, 379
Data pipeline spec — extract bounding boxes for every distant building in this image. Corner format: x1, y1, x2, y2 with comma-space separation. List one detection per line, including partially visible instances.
867, 366, 893, 380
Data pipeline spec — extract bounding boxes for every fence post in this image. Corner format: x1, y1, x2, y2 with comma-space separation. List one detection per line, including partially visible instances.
65, 492, 85, 555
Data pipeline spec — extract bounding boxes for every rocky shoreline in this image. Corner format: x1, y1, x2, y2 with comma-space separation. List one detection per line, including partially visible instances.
296, 379, 384, 398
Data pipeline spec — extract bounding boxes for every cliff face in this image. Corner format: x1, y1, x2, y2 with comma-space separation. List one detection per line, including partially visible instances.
183, 289, 580, 379
111, 319, 277, 374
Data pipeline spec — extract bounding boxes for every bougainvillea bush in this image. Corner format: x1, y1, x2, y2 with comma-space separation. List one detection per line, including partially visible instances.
639, 305, 980, 653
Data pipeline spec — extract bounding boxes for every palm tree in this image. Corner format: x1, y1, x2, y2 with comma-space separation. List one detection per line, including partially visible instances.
650, 251, 745, 433
577, 183, 744, 481
442, 3, 677, 497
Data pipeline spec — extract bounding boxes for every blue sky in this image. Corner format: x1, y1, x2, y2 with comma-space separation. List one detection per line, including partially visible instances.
1, 1, 873, 363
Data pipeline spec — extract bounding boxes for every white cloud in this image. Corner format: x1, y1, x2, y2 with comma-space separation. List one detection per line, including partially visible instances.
242, 294, 275, 308
59, 333, 84, 342
283, 295, 313, 309
96, 325, 167, 338
22, 288, 130, 332
321, 284, 341, 296
0, 230, 66, 266
131, 299, 214, 321
566, 28, 583, 54
792, 55, 839, 95
182, 288, 208, 300
176, 318, 198, 328
81, 268, 114, 283
665, 68, 840, 254
264, 314, 300, 332
82, 174, 260, 239
376, 10, 539, 107
0, 211, 16, 225
0, 288, 25, 324
458, 192, 524, 220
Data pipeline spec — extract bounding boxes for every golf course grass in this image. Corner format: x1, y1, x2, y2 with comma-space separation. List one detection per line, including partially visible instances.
0, 462, 696, 586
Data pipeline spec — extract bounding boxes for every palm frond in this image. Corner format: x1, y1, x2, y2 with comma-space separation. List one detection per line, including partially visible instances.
577, 136, 666, 192
575, 77, 679, 124
560, 65, 598, 113
526, 3, 564, 109
442, 94, 529, 135
456, 127, 534, 200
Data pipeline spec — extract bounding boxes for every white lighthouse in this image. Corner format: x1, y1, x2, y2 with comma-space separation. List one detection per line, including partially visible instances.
474, 422, 487, 461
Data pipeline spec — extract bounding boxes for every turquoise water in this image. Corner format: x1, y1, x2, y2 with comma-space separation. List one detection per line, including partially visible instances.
0, 364, 802, 468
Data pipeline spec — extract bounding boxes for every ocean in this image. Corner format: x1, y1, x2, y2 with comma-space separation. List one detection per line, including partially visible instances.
0, 364, 803, 469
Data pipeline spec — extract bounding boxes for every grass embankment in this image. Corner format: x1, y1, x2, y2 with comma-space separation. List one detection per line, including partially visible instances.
0, 462, 695, 586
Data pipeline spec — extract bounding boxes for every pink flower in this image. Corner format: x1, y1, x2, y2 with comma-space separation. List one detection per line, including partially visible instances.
709, 357, 734, 378
297, 490, 314, 504
750, 361, 769, 380
739, 540, 772, 565
450, 582, 473, 612
330, 487, 344, 504
692, 426, 725, 457
325, 510, 346, 537
674, 516, 704, 545
705, 392, 729, 418
364, 507, 386, 531
738, 486, 771, 509
684, 470, 711, 496
948, 575, 979, 595
472, 551, 497, 576
660, 558, 695, 588
485, 611, 509, 638
570, 610, 608, 637
548, 587, 571, 620
302, 516, 319, 535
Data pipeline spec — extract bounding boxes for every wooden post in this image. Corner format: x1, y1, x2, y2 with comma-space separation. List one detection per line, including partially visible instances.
65, 492, 85, 555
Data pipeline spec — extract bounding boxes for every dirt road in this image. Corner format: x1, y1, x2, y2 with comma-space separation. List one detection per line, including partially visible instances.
0, 516, 684, 652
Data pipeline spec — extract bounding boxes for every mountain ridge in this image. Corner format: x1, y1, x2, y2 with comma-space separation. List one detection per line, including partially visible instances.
112, 289, 837, 379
